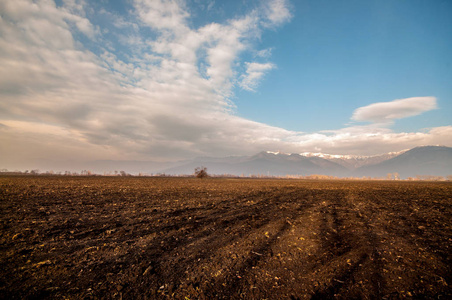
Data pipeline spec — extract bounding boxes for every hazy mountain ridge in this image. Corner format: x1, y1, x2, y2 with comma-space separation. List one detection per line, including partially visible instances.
11, 146, 450, 178
293, 150, 408, 169
353, 146, 452, 178
161, 146, 452, 178
162, 151, 348, 177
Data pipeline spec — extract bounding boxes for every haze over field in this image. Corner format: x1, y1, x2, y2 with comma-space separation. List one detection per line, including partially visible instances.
0, 0, 451, 172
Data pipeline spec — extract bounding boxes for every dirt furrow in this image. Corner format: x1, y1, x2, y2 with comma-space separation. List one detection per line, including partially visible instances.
0, 176, 451, 299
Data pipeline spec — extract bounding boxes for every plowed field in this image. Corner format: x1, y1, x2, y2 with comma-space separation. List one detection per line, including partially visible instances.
1, 176, 451, 299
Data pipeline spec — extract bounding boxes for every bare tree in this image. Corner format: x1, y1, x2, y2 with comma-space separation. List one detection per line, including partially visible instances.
194, 167, 208, 179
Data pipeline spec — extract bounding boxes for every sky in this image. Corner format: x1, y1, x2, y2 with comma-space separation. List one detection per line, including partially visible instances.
0, 0, 451, 170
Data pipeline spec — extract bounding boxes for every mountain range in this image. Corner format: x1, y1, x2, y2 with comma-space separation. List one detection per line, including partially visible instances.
22, 146, 451, 179
161, 146, 452, 179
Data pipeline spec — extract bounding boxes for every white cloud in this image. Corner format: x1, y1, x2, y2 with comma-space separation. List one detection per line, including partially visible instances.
61, 0, 99, 39
276, 124, 452, 156
262, 0, 292, 27
0, 0, 290, 163
352, 96, 438, 123
62, 0, 86, 15
255, 48, 273, 58
240, 62, 275, 91
133, 0, 189, 31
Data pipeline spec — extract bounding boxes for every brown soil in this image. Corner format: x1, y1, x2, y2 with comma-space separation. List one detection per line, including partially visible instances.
0, 176, 451, 299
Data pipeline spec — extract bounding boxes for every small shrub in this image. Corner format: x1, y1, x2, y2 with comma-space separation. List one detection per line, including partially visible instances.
194, 167, 208, 179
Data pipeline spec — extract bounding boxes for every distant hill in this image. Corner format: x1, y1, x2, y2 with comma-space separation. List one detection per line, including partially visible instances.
161, 146, 452, 178
353, 146, 452, 178
33, 146, 451, 178
300, 150, 408, 169
162, 151, 348, 177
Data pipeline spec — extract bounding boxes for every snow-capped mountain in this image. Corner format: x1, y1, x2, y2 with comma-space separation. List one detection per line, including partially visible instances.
160, 146, 452, 178
353, 146, 452, 178
298, 150, 409, 169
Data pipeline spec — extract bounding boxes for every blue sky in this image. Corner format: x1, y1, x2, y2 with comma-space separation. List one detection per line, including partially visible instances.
235, 0, 452, 132
0, 0, 451, 169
